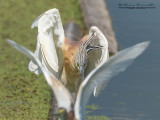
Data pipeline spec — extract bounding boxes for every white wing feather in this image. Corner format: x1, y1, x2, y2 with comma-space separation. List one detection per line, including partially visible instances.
89, 26, 109, 63
7, 40, 73, 113
29, 8, 64, 77
85, 26, 109, 75
28, 37, 42, 74
85, 26, 109, 97
75, 41, 150, 120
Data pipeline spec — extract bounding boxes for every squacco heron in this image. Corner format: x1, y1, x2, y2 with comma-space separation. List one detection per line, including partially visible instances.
7, 8, 150, 120
8, 39, 149, 120
28, 8, 109, 94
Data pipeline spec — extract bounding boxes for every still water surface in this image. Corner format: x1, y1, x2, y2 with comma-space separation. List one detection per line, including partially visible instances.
89, 0, 160, 119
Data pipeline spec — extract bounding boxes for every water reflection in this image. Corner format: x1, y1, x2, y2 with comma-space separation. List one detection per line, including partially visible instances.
89, 0, 160, 120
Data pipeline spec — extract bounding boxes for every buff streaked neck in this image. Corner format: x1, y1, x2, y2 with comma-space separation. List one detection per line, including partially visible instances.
62, 36, 89, 69
61, 36, 89, 92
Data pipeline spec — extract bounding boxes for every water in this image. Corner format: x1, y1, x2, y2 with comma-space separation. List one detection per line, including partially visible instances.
89, 0, 160, 119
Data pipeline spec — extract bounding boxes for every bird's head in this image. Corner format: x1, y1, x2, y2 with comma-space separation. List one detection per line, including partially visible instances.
75, 32, 103, 78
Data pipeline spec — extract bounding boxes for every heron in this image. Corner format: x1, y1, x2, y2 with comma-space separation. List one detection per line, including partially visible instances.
28, 8, 109, 95
7, 39, 149, 120
7, 8, 150, 120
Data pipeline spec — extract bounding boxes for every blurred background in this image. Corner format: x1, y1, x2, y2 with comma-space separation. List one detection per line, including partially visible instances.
0, 0, 160, 120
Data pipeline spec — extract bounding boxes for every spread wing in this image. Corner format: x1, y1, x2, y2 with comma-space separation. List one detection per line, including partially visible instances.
29, 8, 64, 78
85, 26, 109, 75
7, 40, 73, 113
74, 41, 150, 120
84, 26, 109, 97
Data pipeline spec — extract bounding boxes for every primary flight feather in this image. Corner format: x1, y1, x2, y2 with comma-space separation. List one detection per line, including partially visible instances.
29, 8, 64, 78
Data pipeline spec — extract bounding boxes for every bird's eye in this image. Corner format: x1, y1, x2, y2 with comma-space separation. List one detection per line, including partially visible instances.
77, 63, 80, 67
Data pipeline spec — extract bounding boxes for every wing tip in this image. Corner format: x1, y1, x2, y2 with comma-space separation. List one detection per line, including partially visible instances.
139, 41, 150, 48
31, 8, 60, 29
31, 24, 36, 29
7, 39, 16, 46
135, 41, 150, 53
31, 19, 39, 29
31, 13, 45, 29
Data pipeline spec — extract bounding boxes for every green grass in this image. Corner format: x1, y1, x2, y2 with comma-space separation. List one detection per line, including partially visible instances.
0, 0, 84, 119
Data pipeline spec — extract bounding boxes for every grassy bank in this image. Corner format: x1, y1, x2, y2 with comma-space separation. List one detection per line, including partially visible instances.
0, 0, 84, 119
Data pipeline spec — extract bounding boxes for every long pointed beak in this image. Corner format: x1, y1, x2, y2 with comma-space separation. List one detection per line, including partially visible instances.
80, 65, 84, 80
